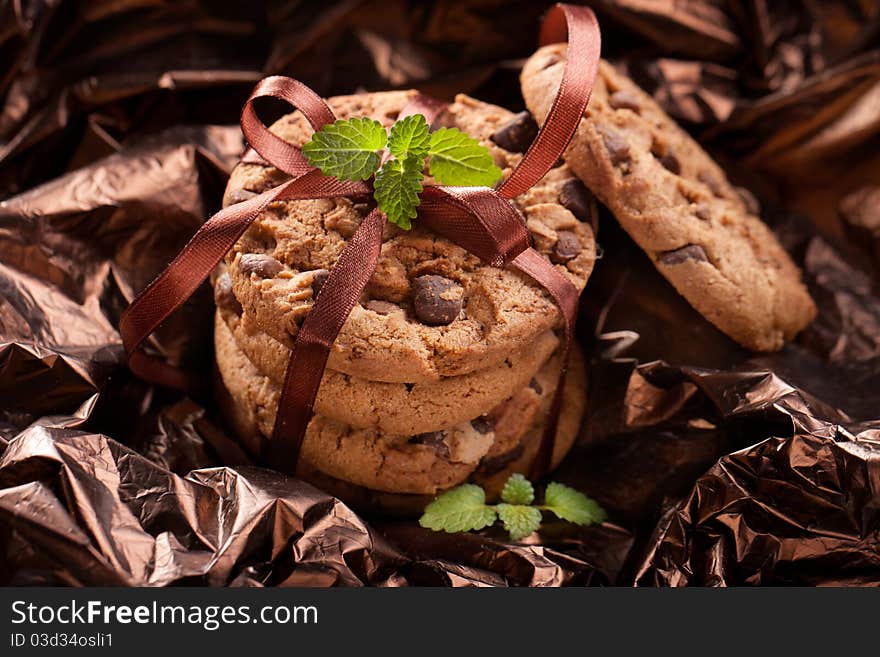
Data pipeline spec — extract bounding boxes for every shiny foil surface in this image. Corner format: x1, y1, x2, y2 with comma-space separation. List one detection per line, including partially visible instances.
1, 0, 879, 586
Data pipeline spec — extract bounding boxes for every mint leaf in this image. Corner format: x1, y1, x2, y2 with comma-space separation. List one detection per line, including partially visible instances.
388, 114, 430, 160
420, 484, 497, 533
497, 504, 542, 540
374, 155, 424, 229
543, 482, 607, 526
302, 117, 387, 181
500, 473, 534, 505
428, 127, 502, 187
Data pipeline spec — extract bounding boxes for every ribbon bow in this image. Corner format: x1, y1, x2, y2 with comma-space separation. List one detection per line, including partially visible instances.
119, 4, 601, 479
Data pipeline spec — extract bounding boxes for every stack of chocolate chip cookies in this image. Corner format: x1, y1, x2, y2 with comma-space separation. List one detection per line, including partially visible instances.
213, 91, 599, 514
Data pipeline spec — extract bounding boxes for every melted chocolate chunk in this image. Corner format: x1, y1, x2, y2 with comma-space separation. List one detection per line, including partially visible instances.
490, 111, 539, 153
477, 445, 525, 475
598, 126, 630, 165
310, 269, 330, 296
559, 179, 596, 226
608, 90, 641, 113
550, 231, 582, 263
528, 378, 543, 395
363, 300, 400, 316
239, 253, 283, 278
658, 244, 708, 265
410, 431, 450, 459
214, 272, 242, 314
470, 416, 494, 434
412, 275, 463, 326
226, 188, 258, 205
658, 151, 681, 175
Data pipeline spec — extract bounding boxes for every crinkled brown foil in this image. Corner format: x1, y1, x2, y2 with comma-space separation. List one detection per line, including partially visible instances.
1, 1, 879, 587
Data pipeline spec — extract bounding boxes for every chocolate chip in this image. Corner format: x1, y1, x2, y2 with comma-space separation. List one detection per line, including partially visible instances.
597, 126, 630, 165
608, 90, 641, 113
550, 231, 581, 263
658, 151, 681, 175
214, 272, 242, 314
490, 111, 539, 153
363, 300, 399, 316
698, 171, 724, 197
694, 205, 712, 221
559, 179, 596, 225
735, 186, 761, 215
310, 269, 330, 296
528, 378, 543, 395
470, 416, 494, 434
239, 253, 283, 278
226, 188, 257, 205
412, 275, 463, 326
477, 445, 524, 475
658, 244, 708, 265
410, 431, 450, 459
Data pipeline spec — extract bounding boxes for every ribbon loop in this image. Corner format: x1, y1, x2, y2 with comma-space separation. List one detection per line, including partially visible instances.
498, 4, 600, 199
239, 76, 337, 177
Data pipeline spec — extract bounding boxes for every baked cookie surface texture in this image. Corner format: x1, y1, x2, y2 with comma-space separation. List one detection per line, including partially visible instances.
522, 47, 816, 351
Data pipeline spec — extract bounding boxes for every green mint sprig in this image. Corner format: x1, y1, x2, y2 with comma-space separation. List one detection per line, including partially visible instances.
301, 113, 502, 229
419, 474, 606, 541
427, 127, 501, 187
301, 117, 388, 180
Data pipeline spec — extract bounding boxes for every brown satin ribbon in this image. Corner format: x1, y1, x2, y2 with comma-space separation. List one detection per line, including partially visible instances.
119, 3, 601, 480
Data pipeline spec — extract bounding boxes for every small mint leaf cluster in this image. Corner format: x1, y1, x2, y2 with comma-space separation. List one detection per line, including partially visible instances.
419, 474, 606, 541
301, 114, 502, 229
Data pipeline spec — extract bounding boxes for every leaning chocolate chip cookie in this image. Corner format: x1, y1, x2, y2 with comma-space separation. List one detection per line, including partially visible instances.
215, 305, 558, 435
214, 313, 584, 495
223, 90, 597, 382
521, 48, 816, 351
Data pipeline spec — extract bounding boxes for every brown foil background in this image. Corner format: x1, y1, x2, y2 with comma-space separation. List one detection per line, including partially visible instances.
1, 0, 878, 586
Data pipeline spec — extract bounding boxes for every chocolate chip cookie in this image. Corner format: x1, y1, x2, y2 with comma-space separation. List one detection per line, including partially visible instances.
215, 311, 584, 495
521, 49, 816, 351
287, 350, 586, 517
223, 91, 597, 382
216, 304, 559, 435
